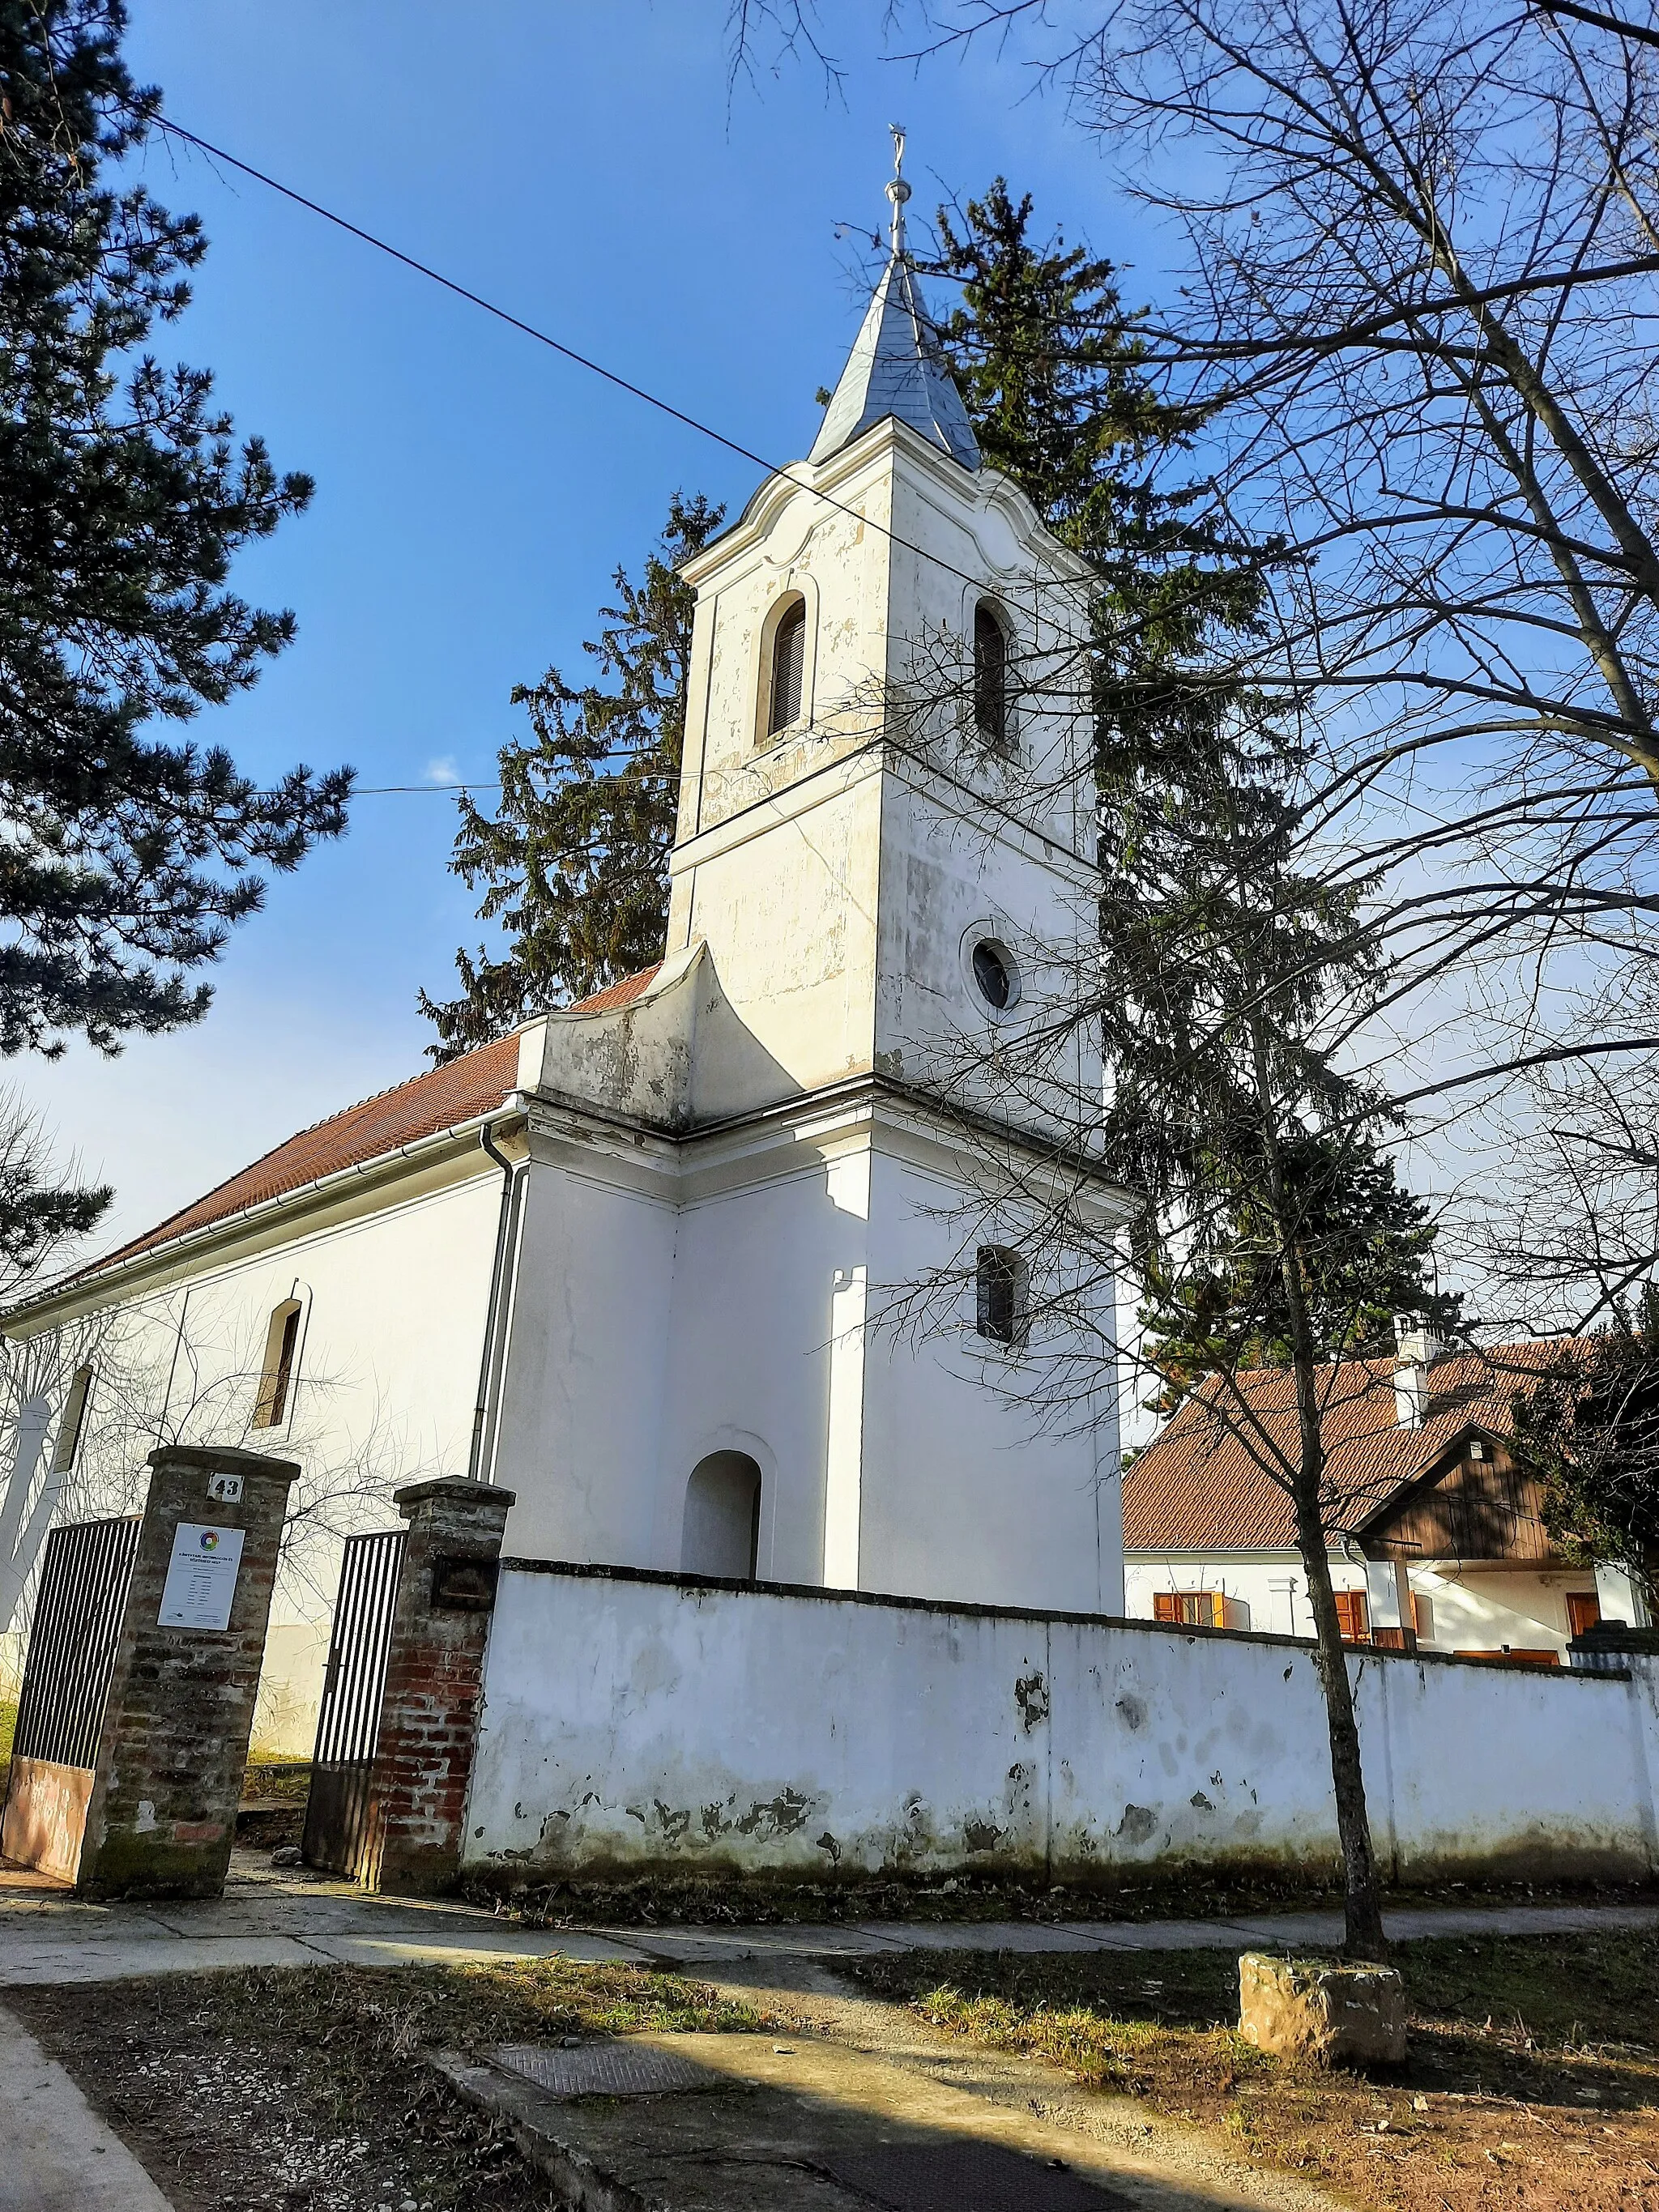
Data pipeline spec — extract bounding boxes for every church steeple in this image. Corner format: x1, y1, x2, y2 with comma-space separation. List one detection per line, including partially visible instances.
808, 128, 981, 475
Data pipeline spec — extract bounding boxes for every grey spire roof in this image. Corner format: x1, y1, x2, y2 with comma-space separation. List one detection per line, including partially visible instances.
808, 253, 981, 474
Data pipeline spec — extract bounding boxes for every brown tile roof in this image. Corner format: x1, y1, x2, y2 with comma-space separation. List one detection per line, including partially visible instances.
53, 965, 668, 1294
60, 960, 676, 1291
1122, 1342, 1570, 1551
76, 1030, 524, 1283
567, 962, 662, 1015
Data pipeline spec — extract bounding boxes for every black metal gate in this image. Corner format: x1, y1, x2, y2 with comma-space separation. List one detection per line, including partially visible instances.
301, 1528, 405, 1877
9, 1515, 141, 1773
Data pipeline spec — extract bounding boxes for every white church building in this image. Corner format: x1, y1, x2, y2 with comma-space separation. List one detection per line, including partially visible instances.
2, 167, 1132, 1751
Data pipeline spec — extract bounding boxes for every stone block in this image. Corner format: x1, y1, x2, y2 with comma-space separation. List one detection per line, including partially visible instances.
1238, 1952, 1407, 2066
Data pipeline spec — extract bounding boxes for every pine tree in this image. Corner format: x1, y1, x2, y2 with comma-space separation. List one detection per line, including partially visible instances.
929, 180, 1265, 716
420, 492, 723, 1059
0, 1, 349, 1059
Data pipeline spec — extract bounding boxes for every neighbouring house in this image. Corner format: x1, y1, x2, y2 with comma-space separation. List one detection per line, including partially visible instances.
1122, 1326, 1651, 1661
0, 168, 1132, 1752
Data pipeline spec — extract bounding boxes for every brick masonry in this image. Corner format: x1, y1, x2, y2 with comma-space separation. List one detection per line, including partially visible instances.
77, 1445, 298, 1900
359, 1477, 514, 1895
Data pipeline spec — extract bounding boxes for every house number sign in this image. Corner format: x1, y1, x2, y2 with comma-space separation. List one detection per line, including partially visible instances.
158, 1522, 245, 1632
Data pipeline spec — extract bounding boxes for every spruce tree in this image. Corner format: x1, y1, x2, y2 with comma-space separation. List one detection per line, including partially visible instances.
0, 1, 349, 1060
420, 492, 723, 1059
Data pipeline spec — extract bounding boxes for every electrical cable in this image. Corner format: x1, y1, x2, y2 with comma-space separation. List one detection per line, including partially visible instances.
149, 115, 1015, 603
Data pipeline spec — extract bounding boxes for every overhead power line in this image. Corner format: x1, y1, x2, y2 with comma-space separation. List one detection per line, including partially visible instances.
148, 115, 1000, 602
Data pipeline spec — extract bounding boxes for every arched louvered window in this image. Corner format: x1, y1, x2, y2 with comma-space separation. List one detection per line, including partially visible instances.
253, 1298, 304, 1430
49, 1366, 94, 1475
766, 597, 808, 737
974, 602, 1009, 750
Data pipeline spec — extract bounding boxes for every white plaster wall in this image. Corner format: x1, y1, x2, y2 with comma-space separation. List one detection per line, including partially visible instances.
631, 1131, 1120, 1613
653, 1149, 859, 1586
490, 1157, 677, 1566
5, 1163, 503, 1754
859, 1149, 1119, 1615
669, 428, 1097, 1122
668, 768, 883, 1112
465, 1564, 1659, 1886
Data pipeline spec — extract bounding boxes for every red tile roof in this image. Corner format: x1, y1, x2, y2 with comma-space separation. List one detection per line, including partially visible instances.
56, 964, 668, 1293
1122, 1343, 1569, 1551
76, 1031, 523, 1282
567, 963, 662, 1015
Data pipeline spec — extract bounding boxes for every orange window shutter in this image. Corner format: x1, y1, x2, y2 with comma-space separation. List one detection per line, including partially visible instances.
1154, 1592, 1179, 1623
1334, 1590, 1370, 1643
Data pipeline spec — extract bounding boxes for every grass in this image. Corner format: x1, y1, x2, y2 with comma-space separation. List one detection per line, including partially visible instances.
13, 1956, 767, 2212
850, 1927, 1659, 2210
242, 1755, 312, 1805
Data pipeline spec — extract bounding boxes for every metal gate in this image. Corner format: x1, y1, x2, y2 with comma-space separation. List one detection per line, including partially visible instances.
9, 1516, 141, 1772
301, 1528, 406, 1877
1, 1515, 141, 1877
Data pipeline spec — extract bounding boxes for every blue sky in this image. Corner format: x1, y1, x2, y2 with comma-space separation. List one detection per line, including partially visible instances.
28, 2, 1160, 1249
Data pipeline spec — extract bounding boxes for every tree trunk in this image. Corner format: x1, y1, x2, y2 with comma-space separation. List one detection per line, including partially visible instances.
1246, 1013, 1389, 1959
1291, 1465, 1389, 1959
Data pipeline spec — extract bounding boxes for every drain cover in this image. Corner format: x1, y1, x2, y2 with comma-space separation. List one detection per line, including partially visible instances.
825, 2142, 1131, 2211
491, 2042, 731, 2099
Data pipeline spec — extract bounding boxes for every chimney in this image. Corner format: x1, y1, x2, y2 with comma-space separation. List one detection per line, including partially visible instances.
1393, 1362, 1429, 1429
1392, 1315, 1440, 1430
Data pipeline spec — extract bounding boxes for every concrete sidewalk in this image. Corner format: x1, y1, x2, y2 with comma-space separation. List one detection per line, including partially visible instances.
2, 1848, 1653, 1985
0, 2005, 173, 2212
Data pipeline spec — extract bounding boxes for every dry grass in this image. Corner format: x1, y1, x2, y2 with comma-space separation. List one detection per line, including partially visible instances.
851, 1928, 1659, 2210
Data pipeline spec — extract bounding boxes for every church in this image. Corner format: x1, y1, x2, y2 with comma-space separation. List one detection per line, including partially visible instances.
2, 157, 1133, 1750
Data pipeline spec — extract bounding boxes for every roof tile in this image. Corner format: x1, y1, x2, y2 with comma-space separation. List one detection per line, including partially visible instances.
68, 964, 669, 1285
1122, 1344, 1569, 1551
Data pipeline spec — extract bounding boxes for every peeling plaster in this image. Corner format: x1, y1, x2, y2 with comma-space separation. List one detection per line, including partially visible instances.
464, 1567, 1659, 1889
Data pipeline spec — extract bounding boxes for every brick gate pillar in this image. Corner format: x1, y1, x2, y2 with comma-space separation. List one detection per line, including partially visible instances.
359, 1477, 515, 1895
77, 1444, 299, 1900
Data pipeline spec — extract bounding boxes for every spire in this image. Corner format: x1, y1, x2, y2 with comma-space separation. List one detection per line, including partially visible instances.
808, 127, 981, 475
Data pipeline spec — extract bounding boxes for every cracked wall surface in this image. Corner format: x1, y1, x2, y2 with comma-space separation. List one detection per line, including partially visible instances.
461, 1563, 1659, 1887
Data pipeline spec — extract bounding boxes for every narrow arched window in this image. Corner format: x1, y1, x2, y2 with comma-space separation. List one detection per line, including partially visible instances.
766, 597, 808, 737
49, 1366, 93, 1475
974, 602, 1009, 750
253, 1298, 304, 1430
976, 1246, 1028, 1347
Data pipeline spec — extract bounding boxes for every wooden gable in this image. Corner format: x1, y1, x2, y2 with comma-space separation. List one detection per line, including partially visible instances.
1358, 1434, 1560, 1565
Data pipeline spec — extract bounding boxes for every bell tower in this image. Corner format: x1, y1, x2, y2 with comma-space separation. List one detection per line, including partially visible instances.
665, 138, 1100, 1131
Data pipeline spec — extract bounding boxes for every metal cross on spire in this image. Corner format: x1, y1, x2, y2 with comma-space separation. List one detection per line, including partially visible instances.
808, 126, 980, 473
886, 123, 911, 258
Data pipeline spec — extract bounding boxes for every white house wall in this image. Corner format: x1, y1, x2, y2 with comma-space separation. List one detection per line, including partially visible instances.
859, 1147, 1120, 1616
466, 1565, 1659, 1886
488, 1115, 1121, 1617
488, 1152, 678, 1565
1125, 1553, 1613, 1658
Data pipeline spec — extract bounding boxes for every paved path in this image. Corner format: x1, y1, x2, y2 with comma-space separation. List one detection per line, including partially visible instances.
1, 1850, 1653, 1984
0, 2004, 173, 2212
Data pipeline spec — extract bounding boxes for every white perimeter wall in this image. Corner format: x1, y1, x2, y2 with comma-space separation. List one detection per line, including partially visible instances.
465, 1564, 1659, 1886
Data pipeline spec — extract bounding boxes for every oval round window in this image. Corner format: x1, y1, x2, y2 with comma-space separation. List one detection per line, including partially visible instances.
971, 939, 1018, 1012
